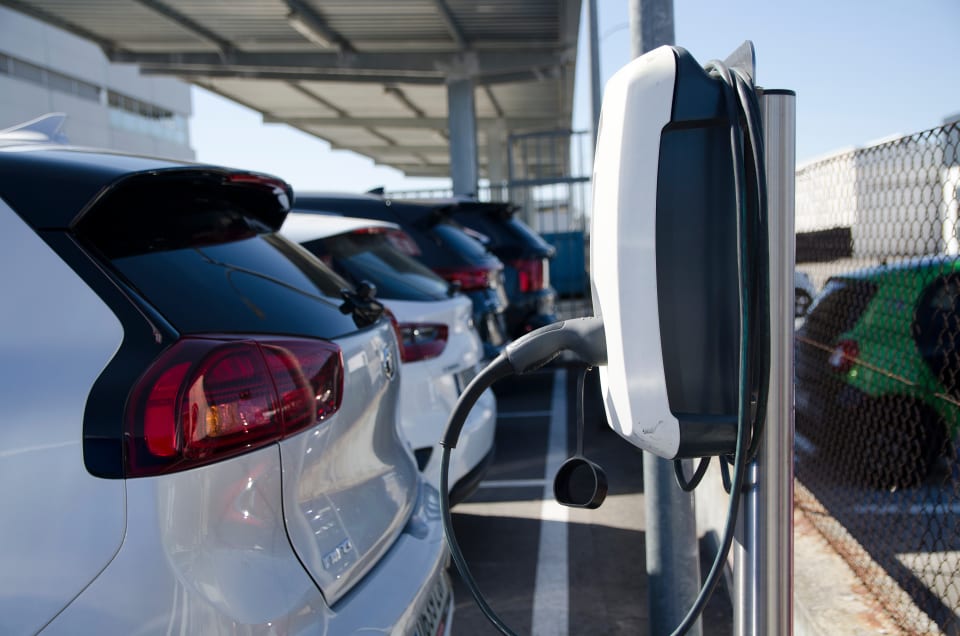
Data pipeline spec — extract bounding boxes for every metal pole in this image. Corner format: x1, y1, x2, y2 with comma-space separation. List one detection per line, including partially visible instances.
629, 2, 700, 634
629, 0, 675, 57
734, 89, 796, 636
630, 0, 702, 636
588, 0, 601, 151
447, 77, 478, 197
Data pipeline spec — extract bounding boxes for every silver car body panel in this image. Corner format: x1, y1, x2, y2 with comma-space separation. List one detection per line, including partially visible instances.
0, 201, 125, 635
279, 322, 419, 605
41, 447, 449, 634
387, 295, 497, 490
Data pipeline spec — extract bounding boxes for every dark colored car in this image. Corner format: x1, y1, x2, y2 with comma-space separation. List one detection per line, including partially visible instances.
437, 199, 559, 338
795, 256, 960, 488
293, 192, 510, 359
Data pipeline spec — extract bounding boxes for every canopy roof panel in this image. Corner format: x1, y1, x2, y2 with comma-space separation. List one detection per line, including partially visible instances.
2, 0, 581, 178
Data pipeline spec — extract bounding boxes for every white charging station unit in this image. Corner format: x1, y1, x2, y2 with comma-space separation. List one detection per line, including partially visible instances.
591, 45, 748, 460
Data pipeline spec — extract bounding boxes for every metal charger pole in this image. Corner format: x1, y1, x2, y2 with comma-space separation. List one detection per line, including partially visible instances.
734, 89, 796, 636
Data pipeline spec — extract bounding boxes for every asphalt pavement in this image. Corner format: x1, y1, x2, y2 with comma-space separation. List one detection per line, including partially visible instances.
447, 367, 734, 635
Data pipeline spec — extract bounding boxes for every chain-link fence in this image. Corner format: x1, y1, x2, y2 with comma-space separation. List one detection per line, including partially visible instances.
794, 120, 960, 634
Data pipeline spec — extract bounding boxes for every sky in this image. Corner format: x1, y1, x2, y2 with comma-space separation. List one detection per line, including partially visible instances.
189, 0, 960, 193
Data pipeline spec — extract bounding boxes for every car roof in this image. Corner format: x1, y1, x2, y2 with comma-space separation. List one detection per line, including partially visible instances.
835, 255, 960, 283
282, 212, 399, 243
295, 192, 450, 218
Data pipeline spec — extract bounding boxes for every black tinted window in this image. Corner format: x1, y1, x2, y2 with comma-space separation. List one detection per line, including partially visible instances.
302, 233, 450, 302
915, 274, 960, 396
430, 222, 494, 262
801, 278, 878, 344
110, 235, 359, 338
452, 212, 554, 260
77, 175, 361, 339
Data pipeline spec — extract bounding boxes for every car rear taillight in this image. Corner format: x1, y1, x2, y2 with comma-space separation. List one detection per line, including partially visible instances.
398, 323, 449, 362
434, 265, 495, 292
512, 258, 550, 293
828, 339, 859, 373
381, 310, 445, 363
127, 335, 343, 477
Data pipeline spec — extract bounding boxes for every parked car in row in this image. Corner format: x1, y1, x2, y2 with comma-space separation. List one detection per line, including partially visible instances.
0, 142, 451, 634
438, 198, 559, 338
292, 192, 510, 360
795, 256, 959, 489
281, 212, 497, 504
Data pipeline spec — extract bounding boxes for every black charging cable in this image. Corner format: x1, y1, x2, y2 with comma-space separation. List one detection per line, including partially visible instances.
439, 318, 607, 636
664, 58, 770, 636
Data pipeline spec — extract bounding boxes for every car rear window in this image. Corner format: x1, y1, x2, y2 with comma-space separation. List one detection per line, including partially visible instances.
75, 173, 361, 339
802, 278, 878, 343
429, 222, 496, 263
301, 232, 451, 302
452, 211, 554, 259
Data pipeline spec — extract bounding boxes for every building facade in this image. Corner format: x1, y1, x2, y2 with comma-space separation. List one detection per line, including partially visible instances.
0, 6, 193, 160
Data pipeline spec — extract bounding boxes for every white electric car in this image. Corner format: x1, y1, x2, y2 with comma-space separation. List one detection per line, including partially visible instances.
0, 142, 451, 635
282, 212, 498, 504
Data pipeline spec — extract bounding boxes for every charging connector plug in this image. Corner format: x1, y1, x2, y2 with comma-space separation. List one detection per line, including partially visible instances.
441, 317, 605, 449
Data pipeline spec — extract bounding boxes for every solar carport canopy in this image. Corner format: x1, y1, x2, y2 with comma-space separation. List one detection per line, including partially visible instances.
3, 0, 581, 180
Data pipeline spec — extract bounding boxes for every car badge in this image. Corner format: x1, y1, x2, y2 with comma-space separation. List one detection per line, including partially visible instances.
380, 345, 396, 380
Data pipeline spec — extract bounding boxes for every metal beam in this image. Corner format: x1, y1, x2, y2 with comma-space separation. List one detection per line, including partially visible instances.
386, 165, 455, 178
287, 82, 347, 117
107, 49, 562, 75
483, 86, 505, 118
289, 82, 398, 146
330, 144, 447, 154
141, 65, 565, 87
285, 0, 353, 53
132, 0, 235, 55
268, 115, 552, 129
383, 86, 426, 118
0, 0, 118, 54
432, 0, 468, 49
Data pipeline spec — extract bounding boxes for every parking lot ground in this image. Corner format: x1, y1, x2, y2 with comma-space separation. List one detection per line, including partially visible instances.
449, 368, 734, 635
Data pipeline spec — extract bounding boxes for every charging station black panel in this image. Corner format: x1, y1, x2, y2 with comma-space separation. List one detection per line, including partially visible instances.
655, 49, 739, 457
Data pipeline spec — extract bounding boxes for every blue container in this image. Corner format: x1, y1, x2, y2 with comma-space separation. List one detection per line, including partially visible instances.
541, 231, 588, 297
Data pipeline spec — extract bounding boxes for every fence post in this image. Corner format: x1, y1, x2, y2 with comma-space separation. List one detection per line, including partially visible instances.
734, 88, 796, 636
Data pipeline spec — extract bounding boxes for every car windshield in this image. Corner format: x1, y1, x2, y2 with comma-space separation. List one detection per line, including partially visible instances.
302, 231, 451, 301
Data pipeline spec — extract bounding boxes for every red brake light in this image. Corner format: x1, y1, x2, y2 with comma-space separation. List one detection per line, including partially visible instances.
512, 258, 549, 293
226, 172, 289, 193
434, 266, 494, 292
398, 323, 449, 363
828, 339, 859, 373
384, 229, 422, 256
127, 336, 342, 477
